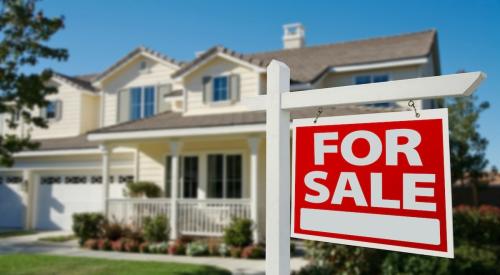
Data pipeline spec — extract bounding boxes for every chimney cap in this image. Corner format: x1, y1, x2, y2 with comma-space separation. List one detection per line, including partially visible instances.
283, 23, 305, 49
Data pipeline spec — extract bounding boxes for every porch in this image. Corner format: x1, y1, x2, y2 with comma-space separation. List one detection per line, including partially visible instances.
100, 134, 265, 241
107, 198, 251, 236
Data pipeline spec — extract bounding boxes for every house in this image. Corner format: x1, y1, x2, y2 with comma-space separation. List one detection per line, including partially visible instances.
0, 24, 440, 242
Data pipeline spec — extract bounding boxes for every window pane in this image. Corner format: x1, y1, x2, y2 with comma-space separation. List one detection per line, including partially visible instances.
46, 101, 57, 119
144, 86, 155, 117
354, 75, 371, 85
207, 154, 224, 198
130, 87, 142, 120
226, 155, 242, 198
373, 75, 389, 83
183, 156, 198, 198
213, 77, 228, 102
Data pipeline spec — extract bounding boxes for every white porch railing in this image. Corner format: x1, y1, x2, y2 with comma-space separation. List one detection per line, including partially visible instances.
107, 198, 171, 228
178, 199, 251, 236
107, 198, 251, 236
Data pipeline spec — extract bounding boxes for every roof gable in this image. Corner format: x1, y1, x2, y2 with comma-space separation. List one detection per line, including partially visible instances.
52, 72, 98, 93
94, 46, 184, 85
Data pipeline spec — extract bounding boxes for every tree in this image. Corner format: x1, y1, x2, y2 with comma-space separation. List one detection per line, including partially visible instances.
447, 72, 489, 205
0, 0, 67, 166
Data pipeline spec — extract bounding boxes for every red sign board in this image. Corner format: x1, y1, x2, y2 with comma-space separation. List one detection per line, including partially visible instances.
291, 109, 453, 258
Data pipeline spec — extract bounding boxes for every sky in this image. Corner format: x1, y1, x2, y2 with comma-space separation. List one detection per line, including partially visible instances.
33, 0, 500, 168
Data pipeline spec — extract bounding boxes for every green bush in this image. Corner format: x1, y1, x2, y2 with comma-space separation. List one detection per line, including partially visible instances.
125, 181, 162, 198
186, 241, 209, 256
299, 205, 500, 275
143, 215, 169, 243
148, 242, 169, 254
72, 213, 105, 245
223, 218, 253, 247
100, 221, 124, 241
241, 245, 265, 259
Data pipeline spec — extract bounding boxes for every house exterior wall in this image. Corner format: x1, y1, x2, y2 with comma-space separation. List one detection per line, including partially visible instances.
183, 56, 260, 116
101, 56, 180, 127
80, 93, 101, 133
1, 83, 87, 139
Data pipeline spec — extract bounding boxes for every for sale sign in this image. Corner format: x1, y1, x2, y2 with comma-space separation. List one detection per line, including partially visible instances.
291, 109, 453, 258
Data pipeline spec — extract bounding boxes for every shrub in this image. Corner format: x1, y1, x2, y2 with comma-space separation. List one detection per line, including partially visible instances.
124, 227, 144, 243
223, 218, 253, 248
206, 238, 222, 256
97, 239, 112, 251
111, 239, 125, 252
125, 181, 162, 198
292, 264, 336, 275
148, 242, 169, 254
72, 213, 105, 245
186, 241, 209, 257
241, 245, 265, 259
143, 215, 169, 243
124, 239, 140, 253
139, 242, 150, 253
168, 240, 186, 255
218, 243, 230, 257
83, 239, 98, 250
229, 246, 242, 258
100, 221, 124, 241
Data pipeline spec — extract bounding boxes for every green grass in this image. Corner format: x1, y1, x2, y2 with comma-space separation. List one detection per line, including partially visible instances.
38, 235, 76, 243
0, 254, 231, 275
0, 230, 36, 238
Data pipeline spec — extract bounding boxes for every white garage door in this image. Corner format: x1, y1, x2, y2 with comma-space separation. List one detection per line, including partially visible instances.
0, 174, 25, 229
36, 174, 132, 230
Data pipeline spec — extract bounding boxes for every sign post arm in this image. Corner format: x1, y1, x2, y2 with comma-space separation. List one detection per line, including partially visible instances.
266, 60, 291, 275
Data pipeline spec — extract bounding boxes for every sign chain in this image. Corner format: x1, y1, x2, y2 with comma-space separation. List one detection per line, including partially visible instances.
408, 100, 421, 118
313, 107, 324, 123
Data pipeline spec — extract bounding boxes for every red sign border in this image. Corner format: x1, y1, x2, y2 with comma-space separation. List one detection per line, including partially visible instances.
290, 109, 454, 258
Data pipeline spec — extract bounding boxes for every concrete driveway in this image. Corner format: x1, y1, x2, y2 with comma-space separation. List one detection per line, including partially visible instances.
0, 232, 308, 275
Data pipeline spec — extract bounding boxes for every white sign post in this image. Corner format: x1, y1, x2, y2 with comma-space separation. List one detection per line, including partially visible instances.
263, 60, 485, 274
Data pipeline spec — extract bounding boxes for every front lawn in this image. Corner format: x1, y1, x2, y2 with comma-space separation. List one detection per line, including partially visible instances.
0, 254, 231, 275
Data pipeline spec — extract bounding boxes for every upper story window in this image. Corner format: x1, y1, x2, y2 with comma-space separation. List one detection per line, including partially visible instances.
202, 75, 240, 105
41, 100, 62, 121
354, 74, 389, 85
130, 86, 155, 121
213, 76, 229, 102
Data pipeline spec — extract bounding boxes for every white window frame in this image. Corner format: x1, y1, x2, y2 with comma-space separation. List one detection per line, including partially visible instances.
130, 86, 156, 120
212, 76, 230, 103
207, 152, 243, 199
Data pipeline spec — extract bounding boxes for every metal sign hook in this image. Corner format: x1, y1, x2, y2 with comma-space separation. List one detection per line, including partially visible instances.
408, 100, 420, 118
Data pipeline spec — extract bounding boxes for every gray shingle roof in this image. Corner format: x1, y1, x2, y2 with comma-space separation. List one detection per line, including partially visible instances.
173, 30, 437, 83
34, 134, 99, 151
53, 72, 99, 92
90, 106, 399, 135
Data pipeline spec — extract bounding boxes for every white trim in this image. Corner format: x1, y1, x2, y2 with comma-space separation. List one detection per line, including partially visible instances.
14, 147, 134, 158
51, 77, 99, 96
291, 109, 454, 258
174, 52, 265, 81
88, 123, 266, 142
329, 57, 429, 73
0, 161, 133, 171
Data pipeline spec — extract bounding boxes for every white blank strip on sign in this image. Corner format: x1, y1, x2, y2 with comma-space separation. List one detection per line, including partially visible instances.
300, 208, 440, 245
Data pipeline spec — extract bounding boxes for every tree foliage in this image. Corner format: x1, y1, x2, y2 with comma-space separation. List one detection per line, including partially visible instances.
0, 0, 67, 166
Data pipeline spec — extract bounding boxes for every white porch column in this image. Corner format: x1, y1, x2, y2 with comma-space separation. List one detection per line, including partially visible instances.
248, 136, 261, 243
169, 140, 182, 240
22, 169, 32, 230
100, 144, 110, 216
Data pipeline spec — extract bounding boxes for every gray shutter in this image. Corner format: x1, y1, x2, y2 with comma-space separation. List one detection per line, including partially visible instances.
202, 76, 212, 104
157, 84, 172, 113
118, 89, 130, 123
40, 106, 47, 119
55, 100, 63, 121
229, 74, 240, 103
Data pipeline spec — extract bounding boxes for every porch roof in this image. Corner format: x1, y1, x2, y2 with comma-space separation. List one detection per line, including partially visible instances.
88, 105, 397, 138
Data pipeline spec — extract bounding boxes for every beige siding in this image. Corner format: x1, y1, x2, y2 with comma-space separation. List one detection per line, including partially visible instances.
80, 93, 101, 133
101, 56, 179, 127
183, 56, 260, 116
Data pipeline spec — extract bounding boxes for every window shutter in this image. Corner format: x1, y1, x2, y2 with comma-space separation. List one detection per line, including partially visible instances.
157, 84, 172, 113
118, 89, 131, 123
55, 100, 63, 121
229, 74, 240, 103
40, 106, 47, 119
202, 76, 212, 104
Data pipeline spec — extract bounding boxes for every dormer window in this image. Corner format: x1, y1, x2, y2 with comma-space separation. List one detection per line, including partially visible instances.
213, 76, 229, 102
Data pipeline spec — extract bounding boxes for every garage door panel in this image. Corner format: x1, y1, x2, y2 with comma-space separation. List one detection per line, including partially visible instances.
0, 174, 25, 228
36, 174, 131, 230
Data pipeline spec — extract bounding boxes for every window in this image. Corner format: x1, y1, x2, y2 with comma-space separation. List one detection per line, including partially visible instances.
129, 86, 155, 121
213, 76, 229, 102
41, 100, 60, 120
207, 154, 242, 198
182, 156, 198, 198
